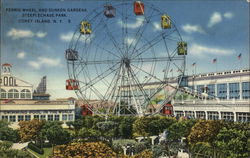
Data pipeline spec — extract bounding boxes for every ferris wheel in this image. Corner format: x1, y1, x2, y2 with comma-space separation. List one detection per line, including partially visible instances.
66, 1, 187, 117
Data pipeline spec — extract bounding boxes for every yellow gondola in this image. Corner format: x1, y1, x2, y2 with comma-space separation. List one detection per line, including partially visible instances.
80, 21, 92, 34
177, 42, 187, 55
161, 14, 171, 29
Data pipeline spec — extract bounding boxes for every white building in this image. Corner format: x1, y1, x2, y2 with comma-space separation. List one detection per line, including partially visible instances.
0, 63, 75, 128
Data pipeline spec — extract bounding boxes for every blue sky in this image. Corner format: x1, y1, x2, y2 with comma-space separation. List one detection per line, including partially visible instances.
1, 0, 249, 99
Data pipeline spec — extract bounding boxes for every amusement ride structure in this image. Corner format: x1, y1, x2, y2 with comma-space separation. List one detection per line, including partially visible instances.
65, 1, 187, 117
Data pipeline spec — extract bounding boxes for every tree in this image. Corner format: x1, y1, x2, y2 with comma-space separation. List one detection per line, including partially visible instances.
133, 116, 176, 137
167, 119, 196, 141
187, 120, 223, 145
118, 116, 136, 139
0, 141, 33, 158
0, 120, 19, 142
52, 142, 117, 157
214, 127, 249, 158
18, 119, 45, 142
40, 121, 71, 146
78, 127, 101, 141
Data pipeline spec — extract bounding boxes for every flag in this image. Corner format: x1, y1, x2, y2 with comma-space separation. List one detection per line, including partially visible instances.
192, 62, 196, 66
212, 58, 217, 63
237, 53, 242, 60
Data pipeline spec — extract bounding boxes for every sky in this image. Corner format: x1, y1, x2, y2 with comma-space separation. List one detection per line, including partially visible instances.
1, 0, 249, 99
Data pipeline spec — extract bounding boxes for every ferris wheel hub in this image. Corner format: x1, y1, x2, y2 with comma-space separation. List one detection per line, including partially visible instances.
121, 57, 131, 68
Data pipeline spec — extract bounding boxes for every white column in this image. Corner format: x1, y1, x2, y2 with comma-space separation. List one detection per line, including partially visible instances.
218, 111, 221, 120
234, 112, 237, 122
205, 111, 208, 120
227, 83, 229, 100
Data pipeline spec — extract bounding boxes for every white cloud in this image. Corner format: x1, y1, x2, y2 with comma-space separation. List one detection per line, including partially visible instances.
28, 56, 62, 69
118, 16, 145, 29
7, 28, 47, 39
223, 12, 234, 19
60, 32, 73, 42
153, 22, 161, 31
36, 32, 47, 38
189, 43, 234, 56
124, 37, 136, 46
17, 51, 26, 59
60, 32, 94, 43
208, 12, 222, 28
28, 61, 41, 69
182, 24, 206, 34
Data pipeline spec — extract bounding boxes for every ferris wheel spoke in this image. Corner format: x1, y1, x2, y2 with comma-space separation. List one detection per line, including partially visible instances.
78, 63, 120, 90
102, 20, 124, 56
131, 29, 177, 59
127, 7, 156, 57
130, 56, 184, 63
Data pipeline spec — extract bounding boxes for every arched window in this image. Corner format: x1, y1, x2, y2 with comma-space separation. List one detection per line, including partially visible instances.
0, 89, 7, 99
21, 89, 31, 99
8, 89, 19, 99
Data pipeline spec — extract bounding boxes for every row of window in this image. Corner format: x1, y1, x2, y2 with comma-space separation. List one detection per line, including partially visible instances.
0, 89, 31, 99
193, 82, 250, 99
1, 114, 74, 122
175, 111, 250, 122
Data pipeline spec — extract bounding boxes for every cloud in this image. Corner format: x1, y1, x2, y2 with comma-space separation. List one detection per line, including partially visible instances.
124, 37, 136, 46
118, 16, 145, 29
17, 51, 26, 59
182, 24, 206, 34
28, 61, 41, 69
208, 12, 222, 28
36, 32, 47, 38
60, 32, 94, 43
223, 12, 234, 19
60, 32, 73, 42
189, 43, 234, 56
7, 28, 47, 39
153, 22, 161, 31
28, 56, 62, 69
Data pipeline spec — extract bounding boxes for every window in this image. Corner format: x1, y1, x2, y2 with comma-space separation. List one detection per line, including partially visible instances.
237, 113, 250, 122
229, 83, 240, 99
18, 115, 24, 121
34, 115, 39, 120
242, 82, 250, 99
8, 89, 19, 99
207, 112, 219, 120
2, 115, 8, 121
175, 111, 184, 118
196, 111, 205, 119
207, 84, 215, 98
217, 84, 227, 99
197, 85, 204, 94
54, 115, 60, 121
9, 116, 16, 122
62, 114, 67, 121
0, 89, 7, 99
40, 115, 46, 120
48, 115, 53, 121
185, 111, 195, 118
25, 115, 31, 121
221, 112, 234, 121
21, 89, 31, 99
68, 114, 74, 121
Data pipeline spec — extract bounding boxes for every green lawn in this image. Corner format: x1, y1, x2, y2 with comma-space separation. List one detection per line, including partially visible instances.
28, 147, 53, 158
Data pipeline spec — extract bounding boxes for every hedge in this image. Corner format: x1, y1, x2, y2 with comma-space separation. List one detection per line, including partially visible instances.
28, 142, 44, 155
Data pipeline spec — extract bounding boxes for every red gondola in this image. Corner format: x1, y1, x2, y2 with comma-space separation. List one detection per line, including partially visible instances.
66, 79, 79, 90
81, 104, 93, 116
162, 103, 173, 115
134, 1, 144, 15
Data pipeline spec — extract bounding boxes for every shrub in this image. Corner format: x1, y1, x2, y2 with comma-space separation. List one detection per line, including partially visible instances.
28, 142, 44, 155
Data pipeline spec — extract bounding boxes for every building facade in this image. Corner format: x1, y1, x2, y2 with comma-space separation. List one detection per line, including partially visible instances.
0, 63, 75, 128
